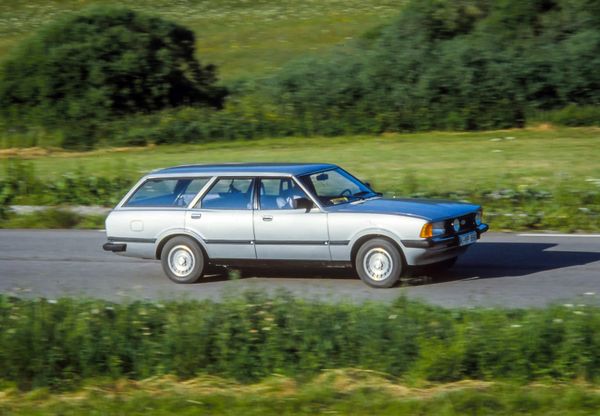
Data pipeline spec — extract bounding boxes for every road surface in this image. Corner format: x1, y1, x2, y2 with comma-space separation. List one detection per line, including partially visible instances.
1, 230, 600, 308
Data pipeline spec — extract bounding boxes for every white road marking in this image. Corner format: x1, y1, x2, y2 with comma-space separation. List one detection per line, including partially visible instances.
518, 233, 600, 238
459, 276, 480, 281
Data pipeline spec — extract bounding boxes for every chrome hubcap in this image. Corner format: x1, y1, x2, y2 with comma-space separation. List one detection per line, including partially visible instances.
168, 245, 195, 278
363, 248, 393, 281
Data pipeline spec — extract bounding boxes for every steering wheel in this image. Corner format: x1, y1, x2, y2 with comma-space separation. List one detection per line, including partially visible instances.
340, 188, 352, 197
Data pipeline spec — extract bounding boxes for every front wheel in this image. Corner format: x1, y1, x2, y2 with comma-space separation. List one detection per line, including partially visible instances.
355, 238, 404, 288
161, 236, 205, 284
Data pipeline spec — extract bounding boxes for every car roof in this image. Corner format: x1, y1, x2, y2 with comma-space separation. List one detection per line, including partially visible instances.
152, 163, 338, 177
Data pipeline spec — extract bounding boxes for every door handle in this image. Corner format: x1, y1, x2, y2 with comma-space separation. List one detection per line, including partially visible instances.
262, 215, 273, 222
191, 213, 202, 219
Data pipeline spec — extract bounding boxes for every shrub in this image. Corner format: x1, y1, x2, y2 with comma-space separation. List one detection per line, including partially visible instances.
0, 6, 227, 148
268, 0, 600, 133
531, 105, 600, 127
0, 159, 135, 207
2, 293, 600, 390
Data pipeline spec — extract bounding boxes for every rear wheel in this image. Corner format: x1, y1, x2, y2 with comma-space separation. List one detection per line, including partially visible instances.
161, 236, 205, 284
355, 238, 404, 288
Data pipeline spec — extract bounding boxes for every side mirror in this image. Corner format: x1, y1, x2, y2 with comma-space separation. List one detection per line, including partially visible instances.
364, 181, 372, 189
293, 197, 314, 212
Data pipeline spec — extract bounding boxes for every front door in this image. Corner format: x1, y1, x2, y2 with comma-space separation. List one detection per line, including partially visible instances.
186, 177, 256, 259
253, 178, 330, 260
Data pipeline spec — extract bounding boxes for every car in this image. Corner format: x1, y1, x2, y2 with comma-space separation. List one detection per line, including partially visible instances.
103, 163, 488, 288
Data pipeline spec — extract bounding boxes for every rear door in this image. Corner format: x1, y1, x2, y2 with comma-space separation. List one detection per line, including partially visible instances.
185, 177, 256, 260
253, 177, 330, 260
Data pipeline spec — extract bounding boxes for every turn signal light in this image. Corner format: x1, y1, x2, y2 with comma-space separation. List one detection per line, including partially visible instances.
420, 223, 433, 238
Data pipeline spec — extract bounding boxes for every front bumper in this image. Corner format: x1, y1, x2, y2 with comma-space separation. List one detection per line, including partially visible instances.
402, 223, 489, 249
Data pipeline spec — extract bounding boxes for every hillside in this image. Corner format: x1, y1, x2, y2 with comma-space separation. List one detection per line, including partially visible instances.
0, 0, 403, 81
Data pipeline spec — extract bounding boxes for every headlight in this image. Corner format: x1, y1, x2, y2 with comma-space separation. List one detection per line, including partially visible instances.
432, 221, 446, 236
452, 219, 460, 232
475, 210, 483, 226
420, 221, 446, 238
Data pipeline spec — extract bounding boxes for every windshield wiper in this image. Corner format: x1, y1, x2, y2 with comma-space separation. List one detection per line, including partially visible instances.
352, 191, 381, 199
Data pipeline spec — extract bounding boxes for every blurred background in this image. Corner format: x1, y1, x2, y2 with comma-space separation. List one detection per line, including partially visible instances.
2, 3, 600, 414
0, 0, 598, 231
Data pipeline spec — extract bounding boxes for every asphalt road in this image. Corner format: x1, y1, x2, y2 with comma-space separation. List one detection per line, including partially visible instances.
1, 230, 600, 308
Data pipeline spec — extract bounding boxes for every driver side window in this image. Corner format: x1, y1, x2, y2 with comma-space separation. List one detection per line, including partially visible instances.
198, 178, 254, 210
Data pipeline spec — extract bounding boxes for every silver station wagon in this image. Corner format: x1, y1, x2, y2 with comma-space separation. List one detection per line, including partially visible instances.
103, 163, 488, 288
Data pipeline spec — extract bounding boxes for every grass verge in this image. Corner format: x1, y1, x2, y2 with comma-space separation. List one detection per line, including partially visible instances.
2, 373, 600, 415
1, 127, 599, 231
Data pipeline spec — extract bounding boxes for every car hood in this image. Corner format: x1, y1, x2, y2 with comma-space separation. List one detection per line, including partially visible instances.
326, 198, 480, 221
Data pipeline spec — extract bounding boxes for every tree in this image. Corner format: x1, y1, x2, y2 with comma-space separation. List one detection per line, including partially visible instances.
0, 7, 226, 146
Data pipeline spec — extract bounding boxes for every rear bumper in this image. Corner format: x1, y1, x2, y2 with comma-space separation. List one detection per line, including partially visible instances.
102, 242, 127, 253
402, 223, 489, 249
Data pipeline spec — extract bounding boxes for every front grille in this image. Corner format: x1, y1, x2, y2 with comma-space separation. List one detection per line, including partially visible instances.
444, 213, 477, 235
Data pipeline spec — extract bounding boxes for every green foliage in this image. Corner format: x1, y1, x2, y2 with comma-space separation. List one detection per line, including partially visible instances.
2, 0, 600, 147
531, 105, 600, 127
0, 209, 106, 229
268, 0, 600, 133
0, 6, 226, 148
0, 159, 134, 207
2, 293, 600, 391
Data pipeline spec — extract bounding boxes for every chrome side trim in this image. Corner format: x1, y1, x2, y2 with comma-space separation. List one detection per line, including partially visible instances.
202, 239, 351, 246
107, 237, 156, 243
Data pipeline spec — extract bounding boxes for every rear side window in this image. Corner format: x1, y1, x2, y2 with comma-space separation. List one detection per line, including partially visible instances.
126, 177, 210, 207
199, 178, 254, 210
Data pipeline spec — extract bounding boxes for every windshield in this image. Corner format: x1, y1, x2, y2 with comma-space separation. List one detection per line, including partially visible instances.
298, 168, 379, 206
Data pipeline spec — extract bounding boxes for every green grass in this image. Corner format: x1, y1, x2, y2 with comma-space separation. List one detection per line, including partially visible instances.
2, 126, 599, 231
2, 127, 598, 189
0, 0, 402, 81
2, 375, 600, 415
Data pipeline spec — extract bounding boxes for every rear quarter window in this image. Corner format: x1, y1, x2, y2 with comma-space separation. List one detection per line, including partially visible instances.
126, 177, 210, 207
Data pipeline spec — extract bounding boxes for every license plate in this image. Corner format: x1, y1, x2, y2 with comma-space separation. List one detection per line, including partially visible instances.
459, 231, 477, 246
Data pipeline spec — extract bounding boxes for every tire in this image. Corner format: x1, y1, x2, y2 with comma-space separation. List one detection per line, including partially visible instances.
160, 236, 205, 284
355, 238, 404, 288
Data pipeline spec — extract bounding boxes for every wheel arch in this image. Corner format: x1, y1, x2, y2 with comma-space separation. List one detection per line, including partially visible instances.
155, 232, 208, 260
350, 233, 407, 267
